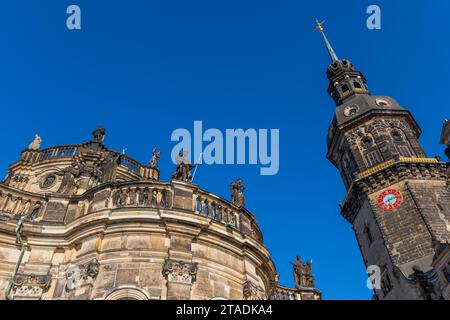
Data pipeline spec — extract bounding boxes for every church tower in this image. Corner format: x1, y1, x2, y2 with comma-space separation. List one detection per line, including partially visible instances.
317, 21, 450, 300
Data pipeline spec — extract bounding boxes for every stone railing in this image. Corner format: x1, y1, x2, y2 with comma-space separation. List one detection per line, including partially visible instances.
192, 188, 263, 242
0, 181, 263, 243
194, 190, 240, 229
270, 285, 301, 300
39, 145, 79, 161
0, 185, 45, 220
16, 144, 159, 181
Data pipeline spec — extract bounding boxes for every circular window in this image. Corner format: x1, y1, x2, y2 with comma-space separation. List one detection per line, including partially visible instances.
375, 98, 391, 107
40, 174, 57, 189
343, 104, 359, 117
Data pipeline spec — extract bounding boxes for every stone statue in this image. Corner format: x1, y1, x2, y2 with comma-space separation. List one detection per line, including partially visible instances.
291, 256, 315, 289
28, 134, 42, 150
230, 178, 246, 207
101, 154, 120, 183
57, 160, 84, 194
171, 151, 198, 183
150, 148, 161, 169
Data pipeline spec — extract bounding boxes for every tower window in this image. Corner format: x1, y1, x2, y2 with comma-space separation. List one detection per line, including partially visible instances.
364, 224, 374, 246
391, 130, 403, 142
381, 274, 393, 297
353, 81, 362, 89
376, 98, 391, 107
366, 151, 382, 167
397, 145, 414, 157
341, 84, 350, 96
361, 136, 373, 149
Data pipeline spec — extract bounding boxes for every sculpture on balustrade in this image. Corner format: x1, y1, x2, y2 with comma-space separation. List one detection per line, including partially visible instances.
150, 148, 161, 169
101, 154, 120, 183
27, 134, 42, 150
57, 160, 84, 194
172, 151, 198, 183
291, 256, 315, 289
230, 178, 246, 208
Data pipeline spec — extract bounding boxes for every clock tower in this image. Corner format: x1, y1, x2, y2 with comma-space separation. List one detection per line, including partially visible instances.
316, 21, 450, 299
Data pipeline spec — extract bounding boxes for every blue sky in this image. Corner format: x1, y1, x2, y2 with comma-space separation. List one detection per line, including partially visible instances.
1, 1, 449, 299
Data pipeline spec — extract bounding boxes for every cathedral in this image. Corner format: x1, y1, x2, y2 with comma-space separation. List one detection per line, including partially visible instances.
0, 22, 449, 301
317, 21, 450, 300
0, 128, 320, 300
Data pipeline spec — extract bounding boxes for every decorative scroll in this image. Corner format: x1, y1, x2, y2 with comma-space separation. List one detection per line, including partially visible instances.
243, 281, 266, 300
13, 273, 51, 299
162, 259, 198, 284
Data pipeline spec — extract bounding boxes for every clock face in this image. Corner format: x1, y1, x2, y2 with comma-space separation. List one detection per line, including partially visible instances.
378, 189, 403, 210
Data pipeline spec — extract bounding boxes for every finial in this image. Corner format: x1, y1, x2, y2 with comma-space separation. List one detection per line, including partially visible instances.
92, 126, 106, 143
314, 19, 339, 63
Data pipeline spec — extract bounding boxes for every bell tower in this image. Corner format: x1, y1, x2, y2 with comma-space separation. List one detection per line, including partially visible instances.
316, 21, 450, 300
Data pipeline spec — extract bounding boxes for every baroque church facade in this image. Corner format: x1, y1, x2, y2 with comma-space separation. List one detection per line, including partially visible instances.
317, 22, 450, 300
0, 128, 321, 300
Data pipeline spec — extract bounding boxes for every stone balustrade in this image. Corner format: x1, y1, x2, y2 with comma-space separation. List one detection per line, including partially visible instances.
0, 181, 263, 243
271, 285, 301, 300
194, 191, 239, 229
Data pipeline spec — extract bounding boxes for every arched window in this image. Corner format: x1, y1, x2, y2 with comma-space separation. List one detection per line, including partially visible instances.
353, 81, 362, 89
341, 84, 350, 96
105, 287, 150, 300
390, 128, 416, 157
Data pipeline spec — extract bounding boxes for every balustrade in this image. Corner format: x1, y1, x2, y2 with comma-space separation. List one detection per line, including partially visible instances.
194, 194, 238, 229
271, 286, 300, 300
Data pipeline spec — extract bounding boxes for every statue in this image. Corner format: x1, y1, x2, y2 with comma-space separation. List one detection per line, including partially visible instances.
230, 178, 246, 207
150, 148, 161, 169
28, 134, 42, 150
291, 256, 315, 289
56, 159, 84, 194
101, 154, 120, 183
171, 151, 198, 183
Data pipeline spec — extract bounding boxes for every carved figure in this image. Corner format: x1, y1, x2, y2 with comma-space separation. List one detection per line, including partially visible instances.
172, 151, 198, 182
230, 178, 246, 207
291, 256, 315, 288
28, 134, 42, 150
150, 148, 161, 169
57, 160, 84, 194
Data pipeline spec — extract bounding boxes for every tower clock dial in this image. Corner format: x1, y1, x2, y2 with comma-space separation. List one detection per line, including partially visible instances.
378, 189, 403, 210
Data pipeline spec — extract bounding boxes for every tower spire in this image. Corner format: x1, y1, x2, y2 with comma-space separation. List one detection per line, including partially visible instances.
314, 19, 338, 63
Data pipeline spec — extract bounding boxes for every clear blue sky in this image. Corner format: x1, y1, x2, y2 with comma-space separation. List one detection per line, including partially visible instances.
1, 1, 449, 299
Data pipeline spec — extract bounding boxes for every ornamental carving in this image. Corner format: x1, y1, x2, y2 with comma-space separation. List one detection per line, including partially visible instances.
66, 259, 100, 291
243, 281, 266, 300
162, 259, 198, 284
13, 273, 51, 299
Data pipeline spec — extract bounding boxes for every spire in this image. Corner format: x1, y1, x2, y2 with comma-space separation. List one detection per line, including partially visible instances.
314, 19, 338, 63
